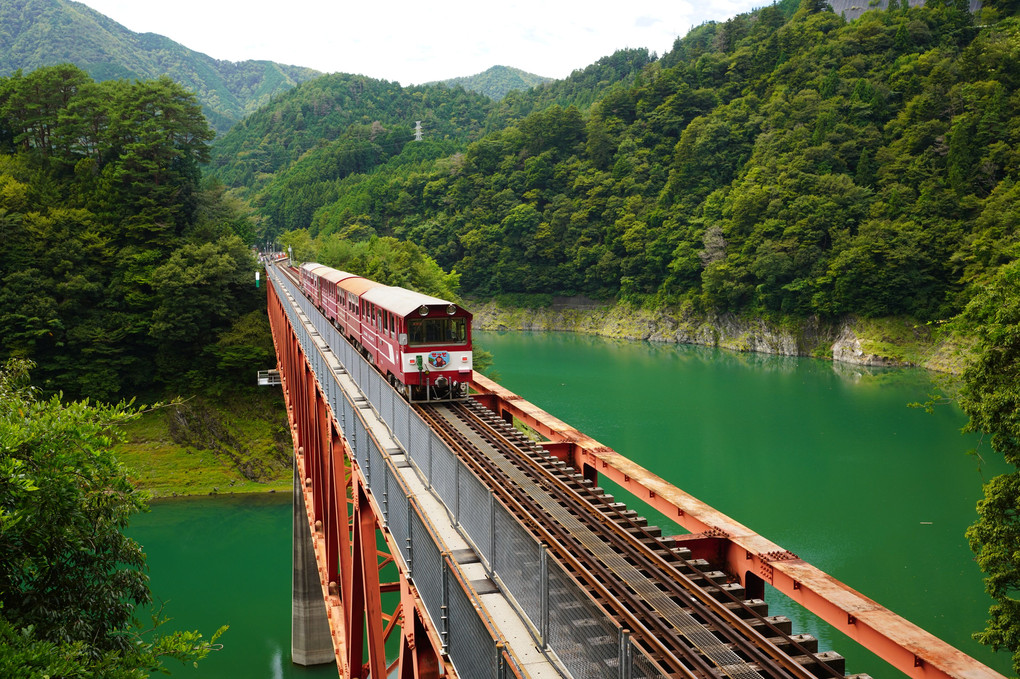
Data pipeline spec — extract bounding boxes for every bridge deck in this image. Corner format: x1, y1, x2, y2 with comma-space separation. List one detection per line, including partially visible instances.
269, 260, 1006, 679
272, 264, 563, 677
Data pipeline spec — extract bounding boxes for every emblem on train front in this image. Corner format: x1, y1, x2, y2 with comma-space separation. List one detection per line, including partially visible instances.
427, 351, 449, 369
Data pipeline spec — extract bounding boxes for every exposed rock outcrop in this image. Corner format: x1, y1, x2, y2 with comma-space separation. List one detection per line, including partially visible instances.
470, 299, 966, 373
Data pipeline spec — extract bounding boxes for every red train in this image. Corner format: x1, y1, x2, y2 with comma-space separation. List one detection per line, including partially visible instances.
297, 262, 473, 401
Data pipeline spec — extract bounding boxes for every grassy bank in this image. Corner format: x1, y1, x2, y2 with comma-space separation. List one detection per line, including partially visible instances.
115, 388, 293, 498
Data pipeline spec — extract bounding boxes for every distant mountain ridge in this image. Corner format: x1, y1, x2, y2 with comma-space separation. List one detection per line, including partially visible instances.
430, 65, 553, 100
0, 0, 322, 133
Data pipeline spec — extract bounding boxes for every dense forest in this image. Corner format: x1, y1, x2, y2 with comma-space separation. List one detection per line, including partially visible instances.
223, 0, 1019, 328
0, 64, 269, 400
206, 74, 499, 237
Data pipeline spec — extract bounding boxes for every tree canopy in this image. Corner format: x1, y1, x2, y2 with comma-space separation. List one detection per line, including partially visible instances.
955, 261, 1020, 673
214, 4, 1020, 326
0, 64, 265, 400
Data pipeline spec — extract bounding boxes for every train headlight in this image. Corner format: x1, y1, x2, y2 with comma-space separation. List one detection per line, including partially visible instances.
418, 305, 429, 316
447, 304, 456, 315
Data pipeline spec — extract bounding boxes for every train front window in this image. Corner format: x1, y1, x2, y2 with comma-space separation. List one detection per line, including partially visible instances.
408, 317, 466, 346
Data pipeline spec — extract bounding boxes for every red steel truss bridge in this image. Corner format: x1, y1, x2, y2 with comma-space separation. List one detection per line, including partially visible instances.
264, 260, 1005, 679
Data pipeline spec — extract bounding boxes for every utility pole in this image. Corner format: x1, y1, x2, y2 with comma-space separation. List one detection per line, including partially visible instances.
413, 120, 423, 141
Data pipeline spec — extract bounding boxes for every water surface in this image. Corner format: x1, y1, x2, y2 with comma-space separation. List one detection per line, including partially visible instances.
131, 330, 1011, 677
129, 493, 337, 678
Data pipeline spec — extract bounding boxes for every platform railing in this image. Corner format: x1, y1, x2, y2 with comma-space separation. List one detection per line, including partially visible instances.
270, 264, 667, 679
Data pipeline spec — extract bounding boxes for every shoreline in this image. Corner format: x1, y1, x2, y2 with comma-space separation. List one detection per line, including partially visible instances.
470, 299, 971, 374
126, 313, 969, 499
144, 487, 290, 503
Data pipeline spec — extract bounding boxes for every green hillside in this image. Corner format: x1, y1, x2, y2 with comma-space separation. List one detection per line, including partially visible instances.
0, 0, 321, 133
431, 65, 553, 100
207, 49, 659, 238
241, 0, 1019, 327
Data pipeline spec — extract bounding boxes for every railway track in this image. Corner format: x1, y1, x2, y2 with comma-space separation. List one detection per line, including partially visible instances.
418, 400, 849, 679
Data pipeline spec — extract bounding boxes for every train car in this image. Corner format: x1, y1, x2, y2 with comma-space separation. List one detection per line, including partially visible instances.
299, 262, 332, 308
338, 276, 385, 351
318, 268, 360, 326
302, 262, 472, 401
361, 285, 472, 401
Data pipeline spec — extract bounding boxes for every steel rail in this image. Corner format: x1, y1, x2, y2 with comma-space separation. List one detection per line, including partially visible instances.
424, 401, 845, 679
416, 403, 711, 678
419, 403, 779, 679
446, 402, 801, 679
458, 400, 844, 679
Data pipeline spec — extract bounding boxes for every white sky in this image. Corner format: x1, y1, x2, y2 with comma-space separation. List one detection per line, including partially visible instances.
75, 0, 765, 86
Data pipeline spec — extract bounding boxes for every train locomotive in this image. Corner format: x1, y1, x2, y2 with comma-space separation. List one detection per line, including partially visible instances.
297, 262, 472, 402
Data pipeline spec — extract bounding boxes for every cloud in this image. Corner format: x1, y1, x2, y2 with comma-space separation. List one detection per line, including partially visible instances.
77, 0, 765, 85
635, 15, 663, 28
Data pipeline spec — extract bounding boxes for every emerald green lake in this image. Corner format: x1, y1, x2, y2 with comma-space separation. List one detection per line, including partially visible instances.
130, 330, 1012, 677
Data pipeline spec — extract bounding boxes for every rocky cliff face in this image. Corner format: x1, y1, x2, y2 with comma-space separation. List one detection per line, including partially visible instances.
470, 299, 967, 373
825, 0, 980, 22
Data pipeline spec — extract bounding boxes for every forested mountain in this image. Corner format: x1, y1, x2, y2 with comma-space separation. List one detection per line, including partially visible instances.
485, 48, 660, 125
251, 0, 1019, 328
0, 0, 321, 134
207, 48, 661, 237
431, 65, 553, 101
0, 64, 267, 399
205, 75, 502, 234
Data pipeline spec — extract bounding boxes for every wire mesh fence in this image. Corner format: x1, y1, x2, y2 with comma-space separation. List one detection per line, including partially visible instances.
269, 266, 667, 678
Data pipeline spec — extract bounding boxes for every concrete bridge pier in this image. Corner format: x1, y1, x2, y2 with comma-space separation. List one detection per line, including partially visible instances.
291, 461, 335, 666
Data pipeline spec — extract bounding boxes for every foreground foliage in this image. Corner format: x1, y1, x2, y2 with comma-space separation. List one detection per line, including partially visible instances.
957, 261, 1020, 673
0, 358, 225, 676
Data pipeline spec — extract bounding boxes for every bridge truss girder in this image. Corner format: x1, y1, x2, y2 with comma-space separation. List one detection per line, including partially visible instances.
269, 280, 449, 679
